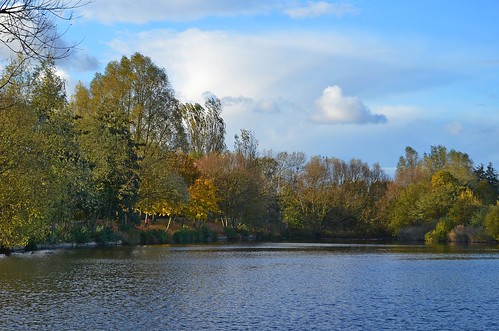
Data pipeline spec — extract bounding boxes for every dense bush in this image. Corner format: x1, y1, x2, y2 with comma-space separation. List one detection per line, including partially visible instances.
425, 218, 454, 243
140, 229, 170, 245
94, 225, 118, 243
224, 227, 239, 239
70, 225, 91, 244
173, 226, 213, 244
397, 224, 433, 242
469, 206, 490, 227
447, 225, 490, 243
121, 229, 141, 245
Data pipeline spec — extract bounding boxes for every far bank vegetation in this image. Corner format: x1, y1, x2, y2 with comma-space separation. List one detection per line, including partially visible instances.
0, 54, 498, 251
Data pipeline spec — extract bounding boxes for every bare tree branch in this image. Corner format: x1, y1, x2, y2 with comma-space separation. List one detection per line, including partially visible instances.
0, 0, 90, 62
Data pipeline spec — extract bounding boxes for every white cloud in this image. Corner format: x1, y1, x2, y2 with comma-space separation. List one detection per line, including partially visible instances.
445, 121, 463, 135
106, 28, 319, 102
55, 67, 70, 82
80, 1, 357, 24
91, 14, 464, 109
104, 28, 401, 105
311, 85, 387, 124
222, 96, 282, 113
375, 105, 423, 123
285, 1, 358, 18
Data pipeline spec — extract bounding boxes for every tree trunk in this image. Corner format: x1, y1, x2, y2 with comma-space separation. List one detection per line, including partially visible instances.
166, 216, 173, 232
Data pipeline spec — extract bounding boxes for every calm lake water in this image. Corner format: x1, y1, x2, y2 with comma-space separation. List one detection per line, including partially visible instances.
1, 242, 498, 330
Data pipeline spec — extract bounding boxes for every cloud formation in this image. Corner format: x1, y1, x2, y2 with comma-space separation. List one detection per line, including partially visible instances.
103, 26, 462, 111
80, 1, 358, 24
285, 1, 358, 18
445, 121, 463, 135
222, 96, 281, 113
59, 50, 100, 72
311, 85, 387, 124
79, 0, 272, 23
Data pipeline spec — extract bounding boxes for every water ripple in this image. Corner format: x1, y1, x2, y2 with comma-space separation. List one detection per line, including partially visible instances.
0, 244, 498, 330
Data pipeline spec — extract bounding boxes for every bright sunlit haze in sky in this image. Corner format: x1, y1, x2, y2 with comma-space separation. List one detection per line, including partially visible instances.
55, 1, 499, 176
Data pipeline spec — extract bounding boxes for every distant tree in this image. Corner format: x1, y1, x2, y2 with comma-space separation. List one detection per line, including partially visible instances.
282, 156, 334, 236
387, 180, 431, 233
166, 151, 200, 187
29, 58, 92, 232
0, 62, 46, 247
181, 103, 205, 156
475, 163, 499, 203
234, 129, 258, 160
485, 163, 499, 192
484, 203, 499, 240
181, 97, 226, 157
272, 151, 307, 193
136, 149, 207, 232
197, 152, 269, 229
203, 97, 226, 154
448, 188, 481, 225
136, 153, 189, 231
423, 145, 448, 175
395, 146, 425, 186
387, 145, 499, 241
446, 149, 475, 186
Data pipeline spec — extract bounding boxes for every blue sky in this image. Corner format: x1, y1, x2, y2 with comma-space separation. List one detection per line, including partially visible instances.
55, 0, 499, 175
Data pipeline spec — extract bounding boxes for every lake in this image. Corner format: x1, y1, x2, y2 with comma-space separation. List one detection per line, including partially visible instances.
1, 242, 498, 330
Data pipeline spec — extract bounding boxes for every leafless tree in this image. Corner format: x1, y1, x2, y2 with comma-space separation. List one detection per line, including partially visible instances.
0, 0, 89, 87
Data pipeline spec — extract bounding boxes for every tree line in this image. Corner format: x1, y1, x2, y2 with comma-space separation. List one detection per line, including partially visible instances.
0, 53, 498, 249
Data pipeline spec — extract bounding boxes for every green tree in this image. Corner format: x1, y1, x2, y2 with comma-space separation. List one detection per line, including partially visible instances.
484, 203, 499, 240
423, 145, 448, 175
136, 152, 189, 231
388, 145, 492, 240
72, 81, 139, 228
0, 58, 76, 247
71, 53, 188, 229
29, 59, 91, 237
0, 86, 47, 246
448, 188, 481, 225
338, 160, 389, 235
111, 53, 186, 152
475, 163, 499, 204
181, 97, 225, 157
281, 156, 334, 236
423, 170, 460, 219
234, 129, 258, 160
395, 146, 425, 186
388, 180, 431, 233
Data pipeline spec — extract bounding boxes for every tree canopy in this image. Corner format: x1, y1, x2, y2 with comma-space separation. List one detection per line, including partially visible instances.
0, 53, 498, 249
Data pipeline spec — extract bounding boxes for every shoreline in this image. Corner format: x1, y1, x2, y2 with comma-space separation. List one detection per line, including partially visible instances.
3, 237, 497, 257
4, 240, 123, 256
